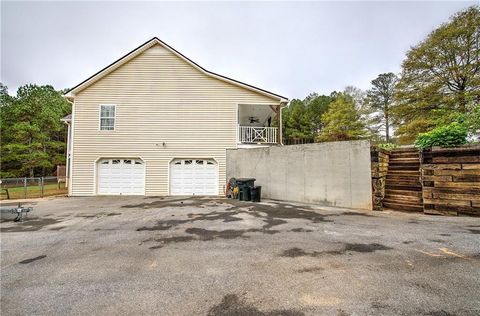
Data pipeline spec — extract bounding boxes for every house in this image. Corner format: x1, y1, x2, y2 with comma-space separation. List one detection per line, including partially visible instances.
63, 37, 288, 196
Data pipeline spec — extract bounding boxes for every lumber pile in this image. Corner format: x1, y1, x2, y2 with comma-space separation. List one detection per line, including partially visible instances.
421, 145, 480, 216
371, 147, 389, 211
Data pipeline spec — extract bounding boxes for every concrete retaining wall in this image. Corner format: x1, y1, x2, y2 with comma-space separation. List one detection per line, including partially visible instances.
226, 140, 372, 210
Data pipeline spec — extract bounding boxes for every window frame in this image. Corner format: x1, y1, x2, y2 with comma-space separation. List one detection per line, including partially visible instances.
99, 104, 116, 131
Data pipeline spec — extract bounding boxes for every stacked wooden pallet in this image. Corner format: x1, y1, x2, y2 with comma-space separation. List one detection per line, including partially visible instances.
421, 146, 480, 216
383, 148, 423, 212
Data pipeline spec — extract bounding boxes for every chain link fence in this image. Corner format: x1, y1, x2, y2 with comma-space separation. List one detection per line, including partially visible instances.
0, 177, 67, 200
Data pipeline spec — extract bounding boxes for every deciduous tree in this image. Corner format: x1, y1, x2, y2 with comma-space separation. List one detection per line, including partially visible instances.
317, 93, 367, 142
393, 6, 480, 143
365, 73, 398, 142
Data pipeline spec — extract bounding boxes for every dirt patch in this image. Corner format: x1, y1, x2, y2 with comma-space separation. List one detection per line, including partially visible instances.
403, 241, 414, 244
207, 294, 303, 316
439, 234, 451, 237
281, 243, 392, 258
1, 217, 62, 232
19, 255, 46, 264
467, 229, 480, 234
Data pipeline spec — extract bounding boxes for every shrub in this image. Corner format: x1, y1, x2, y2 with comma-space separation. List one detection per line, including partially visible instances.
414, 122, 468, 148
377, 143, 398, 151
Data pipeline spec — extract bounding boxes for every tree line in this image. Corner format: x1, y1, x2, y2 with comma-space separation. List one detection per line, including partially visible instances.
0, 84, 70, 178
283, 6, 480, 146
0, 6, 478, 178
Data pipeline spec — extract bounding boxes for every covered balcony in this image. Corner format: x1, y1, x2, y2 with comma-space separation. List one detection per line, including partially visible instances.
237, 104, 281, 146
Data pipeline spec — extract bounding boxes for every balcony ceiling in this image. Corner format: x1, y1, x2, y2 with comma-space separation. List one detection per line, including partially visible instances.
238, 104, 275, 126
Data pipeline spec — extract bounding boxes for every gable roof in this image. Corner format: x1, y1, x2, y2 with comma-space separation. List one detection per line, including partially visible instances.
64, 37, 288, 102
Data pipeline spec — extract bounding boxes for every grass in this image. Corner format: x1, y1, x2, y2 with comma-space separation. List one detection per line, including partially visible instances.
0, 183, 67, 200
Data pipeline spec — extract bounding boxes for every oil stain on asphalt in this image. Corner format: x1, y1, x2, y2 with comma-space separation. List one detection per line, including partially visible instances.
207, 294, 303, 316
135, 199, 336, 249
281, 243, 392, 258
1, 218, 61, 233
19, 255, 46, 264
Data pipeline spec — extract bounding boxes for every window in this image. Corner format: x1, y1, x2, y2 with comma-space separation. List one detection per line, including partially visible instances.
100, 105, 115, 130
123, 159, 132, 164
112, 159, 120, 164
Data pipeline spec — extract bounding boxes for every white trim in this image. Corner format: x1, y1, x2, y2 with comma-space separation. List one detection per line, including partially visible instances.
65, 121, 71, 187
65, 38, 287, 103
98, 104, 116, 131
167, 157, 219, 196
68, 99, 76, 196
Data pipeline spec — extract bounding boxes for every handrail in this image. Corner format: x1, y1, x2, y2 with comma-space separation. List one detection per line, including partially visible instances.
238, 126, 277, 144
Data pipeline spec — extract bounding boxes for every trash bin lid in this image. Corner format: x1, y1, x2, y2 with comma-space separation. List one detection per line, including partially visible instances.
236, 178, 256, 182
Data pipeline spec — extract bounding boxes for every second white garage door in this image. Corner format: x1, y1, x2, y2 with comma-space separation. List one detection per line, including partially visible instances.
170, 159, 218, 195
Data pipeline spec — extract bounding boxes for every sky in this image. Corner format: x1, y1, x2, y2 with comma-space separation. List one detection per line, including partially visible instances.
1, 1, 477, 99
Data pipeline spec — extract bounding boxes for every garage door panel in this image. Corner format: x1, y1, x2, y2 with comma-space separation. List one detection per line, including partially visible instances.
98, 159, 145, 195
170, 159, 218, 195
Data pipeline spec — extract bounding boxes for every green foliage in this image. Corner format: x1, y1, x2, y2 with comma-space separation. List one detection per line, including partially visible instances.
364, 73, 398, 142
393, 6, 480, 144
464, 105, 480, 138
414, 122, 468, 148
377, 143, 398, 151
317, 93, 367, 142
282, 93, 333, 142
282, 99, 311, 140
0, 84, 71, 177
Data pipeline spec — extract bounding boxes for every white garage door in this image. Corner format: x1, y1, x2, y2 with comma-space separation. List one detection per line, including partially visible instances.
97, 159, 145, 195
170, 159, 218, 195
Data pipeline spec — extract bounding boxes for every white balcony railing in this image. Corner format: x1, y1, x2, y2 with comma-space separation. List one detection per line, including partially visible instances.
238, 126, 278, 144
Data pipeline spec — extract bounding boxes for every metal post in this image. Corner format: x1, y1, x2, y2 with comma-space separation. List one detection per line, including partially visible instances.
40, 177, 44, 198
24, 177, 27, 199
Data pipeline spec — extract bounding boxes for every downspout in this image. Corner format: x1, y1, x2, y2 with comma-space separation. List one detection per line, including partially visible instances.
279, 101, 288, 145
63, 96, 74, 195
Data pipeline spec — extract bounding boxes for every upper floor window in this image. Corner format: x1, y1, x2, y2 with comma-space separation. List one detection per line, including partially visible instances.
100, 105, 115, 130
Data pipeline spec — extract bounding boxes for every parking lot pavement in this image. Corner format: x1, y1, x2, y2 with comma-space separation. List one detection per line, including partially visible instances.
1, 196, 479, 315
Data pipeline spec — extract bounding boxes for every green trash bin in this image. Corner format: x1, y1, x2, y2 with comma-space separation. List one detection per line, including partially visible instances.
236, 178, 256, 201
250, 186, 262, 202
240, 186, 251, 201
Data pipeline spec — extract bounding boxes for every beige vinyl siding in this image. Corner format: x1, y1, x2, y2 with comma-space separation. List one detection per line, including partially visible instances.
71, 44, 280, 196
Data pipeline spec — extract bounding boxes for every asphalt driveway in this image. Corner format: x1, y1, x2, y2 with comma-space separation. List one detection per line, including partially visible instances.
1, 196, 479, 315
